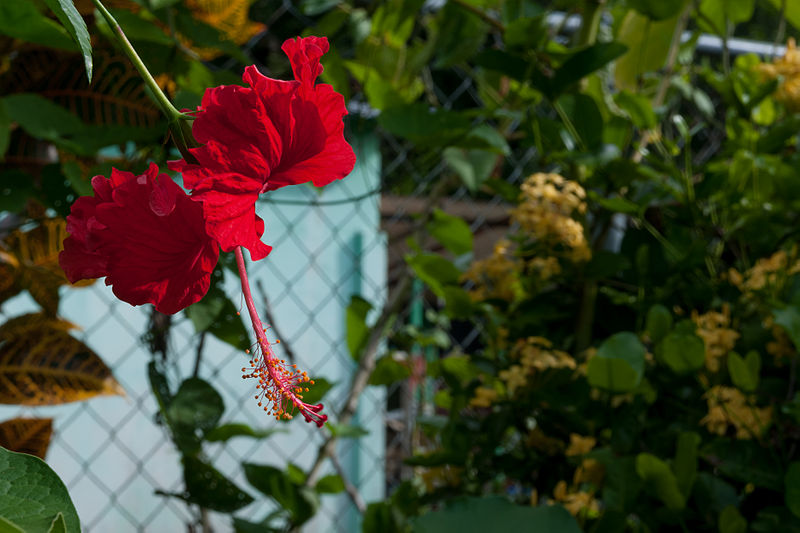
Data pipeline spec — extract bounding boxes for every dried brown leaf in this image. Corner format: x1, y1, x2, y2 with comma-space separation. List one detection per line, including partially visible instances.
0, 313, 124, 405
0, 417, 53, 459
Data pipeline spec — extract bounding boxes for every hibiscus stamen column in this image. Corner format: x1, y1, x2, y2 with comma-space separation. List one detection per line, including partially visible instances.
235, 247, 327, 427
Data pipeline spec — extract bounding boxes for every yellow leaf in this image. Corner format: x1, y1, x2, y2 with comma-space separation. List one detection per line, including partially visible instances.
0, 313, 124, 405
0, 417, 53, 459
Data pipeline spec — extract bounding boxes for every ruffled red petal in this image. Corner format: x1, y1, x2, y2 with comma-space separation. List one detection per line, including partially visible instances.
168, 35, 355, 256
59, 163, 219, 314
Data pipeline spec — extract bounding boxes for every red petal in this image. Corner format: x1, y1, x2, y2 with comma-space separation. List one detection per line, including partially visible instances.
281, 36, 329, 88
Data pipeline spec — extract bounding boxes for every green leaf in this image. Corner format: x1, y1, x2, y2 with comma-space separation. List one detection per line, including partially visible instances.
406, 253, 461, 298
627, 0, 686, 20
315, 474, 346, 494
635, 453, 685, 510
426, 209, 473, 255
765, 0, 800, 31
698, 0, 755, 34
1, 94, 84, 142
0, 2, 76, 51
727, 350, 760, 392
550, 42, 628, 97
413, 497, 582, 533
43, 0, 92, 82
443, 147, 497, 192
301, 377, 334, 405
182, 456, 254, 513
587, 332, 646, 392
674, 432, 700, 498
364, 501, 406, 533
47, 513, 67, 533
378, 103, 471, 145
615, 10, 680, 90
244, 464, 319, 526
719, 505, 747, 533
786, 462, 800, 518
0, 516, 25, 533
149, 0, 182, 9
369, 355, 411, 386
615, 91, 657, 129
167, 378, 224, 454
346, 296, 372, 359
0, 170, 36, 213
433, 1, 488, 68
645, 304, 673, 344
327, 423, 369, 438
0, 447, 81, 533
204, 423, 282, 443
0, 105, 9, 162
655, 331, 705, 373
773, 307, 800, 350
186, 271, 250, 351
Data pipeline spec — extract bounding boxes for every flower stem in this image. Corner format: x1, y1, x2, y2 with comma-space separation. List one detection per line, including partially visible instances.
234, 247, 269, 346
92, 0, 183, 121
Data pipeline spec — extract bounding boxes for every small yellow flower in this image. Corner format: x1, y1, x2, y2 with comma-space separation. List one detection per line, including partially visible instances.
565, 434, 596, 457
700, 386, 772, 439
692, 304, 739, 372
469, 386, 499, 408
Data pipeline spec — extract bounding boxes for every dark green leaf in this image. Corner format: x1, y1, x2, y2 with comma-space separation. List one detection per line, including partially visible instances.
786, 462, 800, 518
413, 497, 581, 533
0, 105, 9, 162
426, 209, 473, 255
628, 0, 686, 20
301, 377, 334, 405
326, 423, 369, 438
315, 474, 346, 494
587, 332, 646, 392
182, 456, 253, 513
636, 453, 685, 510
0, 447, 80, 533
655, 332, 705, 373
167, 378, 224, 453
204, 423, 282, 443
434, 1, 488, 68
0, 170, 37, 213
47, 513, 67, 533
378, 103, 471, 145
443, 148, 498, 192
674, 432, 700, 498
615, 91, 657, 129
719, 505, 748, 533
1, 94, 84, 142
0, 2, 76, 51
364, 501, 406, 533
369, 355, 411, 386
645, 304, 673, 344
244, 464, 319, 526
346, 296, 372, 359
773, 306, 800, 350
406, 254, 461, 298
550, 42, 628, 96
43, 0, 92, 82
727, 350, 760, 392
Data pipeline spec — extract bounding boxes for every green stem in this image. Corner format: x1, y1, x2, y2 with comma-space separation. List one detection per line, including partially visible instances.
91, 0, 183, 122
576, 0, 605, 47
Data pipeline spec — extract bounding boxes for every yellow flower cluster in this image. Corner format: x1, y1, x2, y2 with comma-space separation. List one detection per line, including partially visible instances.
700, 386, 772, 439
526, 428, 565, 455
727, 249, 800, 294
766, 318, 796, 365
461, 240, 523, 302
419, 465, 462, 491
691, 305, 739, 372
552, 479, 601, 517
565, 434, 596, 457
499, 337, 576, 394
469, 386, 499, 408
511, 173, 591, 262
760, 38, 800, 112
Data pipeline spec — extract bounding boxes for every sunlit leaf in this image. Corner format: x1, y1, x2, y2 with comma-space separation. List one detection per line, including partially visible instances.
587, 332, 646, 392
0, 313, 123, 405
0, 418, 53, 459
636, 453, 685, 510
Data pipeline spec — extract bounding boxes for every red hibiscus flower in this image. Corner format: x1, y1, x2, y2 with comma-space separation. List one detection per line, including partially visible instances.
59, 163, 219, 315
168, 36, 356, 261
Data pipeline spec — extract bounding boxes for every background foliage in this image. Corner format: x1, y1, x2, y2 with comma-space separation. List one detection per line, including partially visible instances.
3, 0, 800, 531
